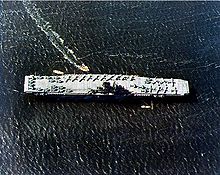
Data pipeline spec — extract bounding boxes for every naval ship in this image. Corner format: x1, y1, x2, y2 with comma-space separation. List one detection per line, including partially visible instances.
24, 74, 189, 101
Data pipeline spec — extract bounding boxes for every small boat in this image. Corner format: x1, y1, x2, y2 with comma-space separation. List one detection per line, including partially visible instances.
79, 64, 89, 72
53, 70, 64, 75
141, 105, 151, 109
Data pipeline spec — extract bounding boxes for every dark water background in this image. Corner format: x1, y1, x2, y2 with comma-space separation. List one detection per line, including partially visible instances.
1, 1, 220, 175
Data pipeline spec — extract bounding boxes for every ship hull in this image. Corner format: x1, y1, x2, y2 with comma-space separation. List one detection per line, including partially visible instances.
26, 93, 191, 104
24, 74, 190, 101
30, 94, 135, 102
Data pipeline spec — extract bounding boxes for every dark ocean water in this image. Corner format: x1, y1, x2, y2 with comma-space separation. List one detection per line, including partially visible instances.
1, 1, 220, 175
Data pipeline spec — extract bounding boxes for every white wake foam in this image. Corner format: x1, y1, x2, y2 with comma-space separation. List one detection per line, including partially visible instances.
23, 1, 89, 72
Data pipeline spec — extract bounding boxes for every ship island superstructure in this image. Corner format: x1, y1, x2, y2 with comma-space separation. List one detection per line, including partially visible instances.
24, 74, 189, 99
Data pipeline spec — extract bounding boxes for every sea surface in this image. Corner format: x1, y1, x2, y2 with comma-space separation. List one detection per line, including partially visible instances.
0, 1, 220, 175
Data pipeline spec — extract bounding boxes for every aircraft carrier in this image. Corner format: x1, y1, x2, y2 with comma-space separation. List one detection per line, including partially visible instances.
24, 74, 189, 100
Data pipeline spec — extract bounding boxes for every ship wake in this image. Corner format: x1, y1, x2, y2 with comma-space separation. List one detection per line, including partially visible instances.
22, 1, 89, 72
